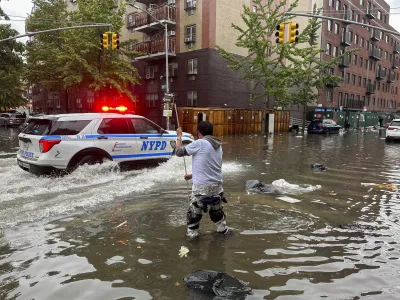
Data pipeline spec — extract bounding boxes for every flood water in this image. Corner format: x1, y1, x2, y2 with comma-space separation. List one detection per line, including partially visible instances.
1, 127, 400, 299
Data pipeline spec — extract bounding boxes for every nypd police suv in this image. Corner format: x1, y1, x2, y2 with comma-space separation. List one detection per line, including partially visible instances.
17, 111, 194, 175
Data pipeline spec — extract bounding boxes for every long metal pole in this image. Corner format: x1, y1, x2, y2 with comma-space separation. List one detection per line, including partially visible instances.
285, 12, 400, 37
165, 23, 170, 130
0, 23, 113, 43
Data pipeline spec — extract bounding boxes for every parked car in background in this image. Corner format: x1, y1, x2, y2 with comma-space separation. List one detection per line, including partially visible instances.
307, 119, 342, 134
0, 113, 26, 128
385, 119, 400, 142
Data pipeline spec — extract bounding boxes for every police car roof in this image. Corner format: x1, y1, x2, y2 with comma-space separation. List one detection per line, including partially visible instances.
31, 113, 141, 120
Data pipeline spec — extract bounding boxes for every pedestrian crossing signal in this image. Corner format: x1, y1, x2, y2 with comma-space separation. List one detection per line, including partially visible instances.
289, 22, 299, 43
275, 23, 285, 44
111, 33, 120, 50
101, 33, 109, 50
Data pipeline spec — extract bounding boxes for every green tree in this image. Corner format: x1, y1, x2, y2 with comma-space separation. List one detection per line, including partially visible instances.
24, 0, 140, 111
216, 0, 299, 132
285, 6, 358, 133
0, 0, 10, 20
0, 24, 26, 111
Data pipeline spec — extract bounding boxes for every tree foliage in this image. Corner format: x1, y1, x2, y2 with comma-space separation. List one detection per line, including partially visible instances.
0, 0, 10, 20
216, 0, 358, 110
24, 0, 140, 101
284, 5, 358, 108
216, 0, 299, 108
0, 24, 26, 111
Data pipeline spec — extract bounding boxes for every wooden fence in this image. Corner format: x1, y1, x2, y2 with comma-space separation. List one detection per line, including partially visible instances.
176, 107, 290, 137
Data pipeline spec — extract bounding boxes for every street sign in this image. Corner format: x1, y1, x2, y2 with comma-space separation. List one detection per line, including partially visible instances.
163, 110, 172, 117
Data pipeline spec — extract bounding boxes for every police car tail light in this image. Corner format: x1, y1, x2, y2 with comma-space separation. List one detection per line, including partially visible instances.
39, 139, 61, 153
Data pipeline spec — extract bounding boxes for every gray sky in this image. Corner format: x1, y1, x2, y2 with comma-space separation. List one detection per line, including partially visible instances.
1, 0, 400, 38
0, 0, 33, 41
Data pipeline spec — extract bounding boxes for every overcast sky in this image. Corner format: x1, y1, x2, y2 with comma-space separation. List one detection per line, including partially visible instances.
1, 0, 400, 39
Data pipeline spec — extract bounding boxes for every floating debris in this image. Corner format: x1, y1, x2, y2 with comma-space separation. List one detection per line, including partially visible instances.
179, 246, 189, 258
115, 220, 127, 228
117, 240, 127, 246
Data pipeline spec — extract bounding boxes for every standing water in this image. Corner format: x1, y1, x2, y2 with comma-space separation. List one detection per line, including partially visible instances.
1, 127, 400, 299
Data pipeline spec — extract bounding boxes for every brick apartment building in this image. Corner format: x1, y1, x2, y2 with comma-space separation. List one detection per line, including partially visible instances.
317, 0, 400, 114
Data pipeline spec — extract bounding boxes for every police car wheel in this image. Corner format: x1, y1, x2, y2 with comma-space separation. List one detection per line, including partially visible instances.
78, 155, 103, 166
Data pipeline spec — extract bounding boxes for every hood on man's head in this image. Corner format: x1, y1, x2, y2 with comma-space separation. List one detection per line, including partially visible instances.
203, 136, 222, 149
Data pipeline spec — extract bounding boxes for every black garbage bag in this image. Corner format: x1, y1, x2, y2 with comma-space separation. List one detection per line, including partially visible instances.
184, 270, 252, 299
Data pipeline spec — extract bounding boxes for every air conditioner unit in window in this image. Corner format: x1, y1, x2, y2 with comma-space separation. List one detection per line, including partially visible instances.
168, 31, 176, 37
167, 0, 176, 5
186, 0, 196, 9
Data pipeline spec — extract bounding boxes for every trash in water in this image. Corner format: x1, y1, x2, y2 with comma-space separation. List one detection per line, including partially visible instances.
277, 196, 301, 203
137, 246, 142, 249
179, 246, 189, 258
184, 270, 252, 298
375, 183, 396, 191
311, 163, 327, 172
245, 179, 320, 195
115, 220, 127, 228
117, 240, 127, 245
328, 191, 337, 196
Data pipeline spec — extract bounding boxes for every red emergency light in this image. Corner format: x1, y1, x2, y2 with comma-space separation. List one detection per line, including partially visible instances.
101, 105, 128, 113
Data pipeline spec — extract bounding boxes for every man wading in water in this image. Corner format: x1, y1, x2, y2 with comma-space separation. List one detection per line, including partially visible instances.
176, 121, 229, 238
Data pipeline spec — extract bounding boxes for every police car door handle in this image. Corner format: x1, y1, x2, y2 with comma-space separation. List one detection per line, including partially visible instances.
97, 136, 108, 140
140, 136, 148, 139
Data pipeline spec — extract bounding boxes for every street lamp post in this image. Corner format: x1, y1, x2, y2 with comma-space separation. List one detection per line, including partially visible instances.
128, 0, 171, 130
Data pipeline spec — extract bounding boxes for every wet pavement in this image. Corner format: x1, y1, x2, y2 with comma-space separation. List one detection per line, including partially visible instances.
1, 126, 400, 299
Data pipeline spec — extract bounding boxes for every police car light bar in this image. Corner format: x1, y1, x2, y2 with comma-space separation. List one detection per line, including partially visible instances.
101, 106, 128, 113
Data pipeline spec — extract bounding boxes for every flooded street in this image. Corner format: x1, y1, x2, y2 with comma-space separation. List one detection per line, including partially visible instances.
1, 127, 400, 299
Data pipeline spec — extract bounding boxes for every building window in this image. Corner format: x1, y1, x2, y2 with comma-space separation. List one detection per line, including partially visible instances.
146, 93, 158, 108
384, 15, 387, 23
346, 73, 350, 84
334, 23, 339, 34
360, 37, 364, 47
358, 76, 361, 86
385, 51, 388, 60
386, 35, 389, 43
360, 57, 363, 67
145, 66, 156, 79
344, 93, 349, 107
326, 43, 331, 55
328, 20, 333, 31
187, 91, 197, 106
354, 34, 358, 45
87, 96, 94, 109
188, 58, 198, 74
365, 59, 368, 69
366, 40, 369, 50
363, 78, 367, 87
349, 31, 353, 42
377, 81, 380, 90
185, 25, 196, 43
336, 0, 341, 10
329, 0, 334, 8
362, 96, 366, 106
351, 74, 356, 85
360, 0, 364, 5
341, 70, 345, 78
333, 46, 338, 57
351, 10, 355, 21
355, 14, 359, 22
327, 90, 332, 102
362, 18, 365, 24
377, 10, 382, 20
353, 54, 357, 65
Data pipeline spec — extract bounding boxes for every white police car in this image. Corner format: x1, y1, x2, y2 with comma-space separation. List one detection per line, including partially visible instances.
17, 110, 193, 175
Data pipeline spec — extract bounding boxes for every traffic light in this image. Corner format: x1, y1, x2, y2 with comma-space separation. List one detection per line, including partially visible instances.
111, 33, 120, 50
289, 22, 299, 43
101, 33, 109, 50
275, 23, 285, 44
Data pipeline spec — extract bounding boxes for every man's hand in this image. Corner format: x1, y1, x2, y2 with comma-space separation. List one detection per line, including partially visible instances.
184, 174, 192, 181
177, 127, 182, 138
